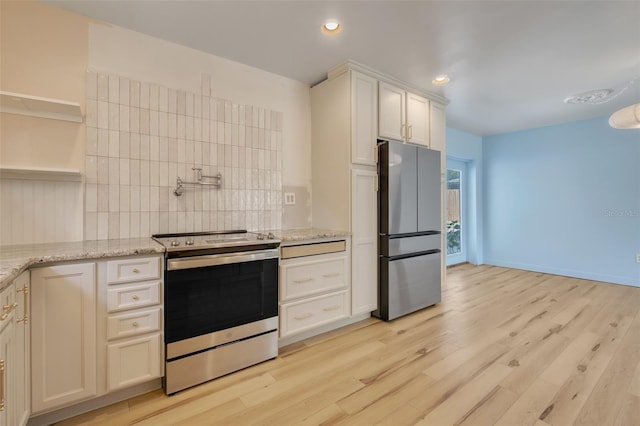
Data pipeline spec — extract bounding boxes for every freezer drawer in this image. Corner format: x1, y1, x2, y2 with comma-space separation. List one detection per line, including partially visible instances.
381, 233, 441, 257
378, 252, 441, 321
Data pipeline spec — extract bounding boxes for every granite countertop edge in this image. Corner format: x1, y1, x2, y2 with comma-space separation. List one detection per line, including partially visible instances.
0, 229, 350, 288
0, 238, 165, 289
273, 228, 351, 243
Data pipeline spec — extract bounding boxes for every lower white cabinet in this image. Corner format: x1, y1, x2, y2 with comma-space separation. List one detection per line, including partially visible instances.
14, 272, 30, 426
279, 239, 350, 339
105, 256, 163, 393
280, 290, 349, 337
30, 254, 163, 416
0, 271, 30, 426
107, 334, 162, 391
351, 169, 378, 315
31, 263, 97, 414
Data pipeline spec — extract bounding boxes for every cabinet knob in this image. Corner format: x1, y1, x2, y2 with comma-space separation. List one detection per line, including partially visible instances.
132, 268, 140, 273
132, 322, 139, 327
132, 295, 140, 301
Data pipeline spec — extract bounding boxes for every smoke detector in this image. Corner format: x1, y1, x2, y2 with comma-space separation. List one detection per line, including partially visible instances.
564, 89, 614, 105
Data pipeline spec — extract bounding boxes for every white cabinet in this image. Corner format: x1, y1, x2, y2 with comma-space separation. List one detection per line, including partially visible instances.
379, 81, 430, 146
14, 272, 30, 426
104, 256, 163, 392
311, 67, 379, 317
0, 281, 16, 426
351, 72, 378, 166
429, 101, 447, 279
351, 170, 378, 315
430, 101, 447, 171
31, 263, 97, 413
0, 271, 29, 426
30, 254, 163, 416
279, 241, 350, 338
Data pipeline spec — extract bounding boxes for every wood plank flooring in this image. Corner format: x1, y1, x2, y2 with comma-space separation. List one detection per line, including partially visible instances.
58, 265, 640, 425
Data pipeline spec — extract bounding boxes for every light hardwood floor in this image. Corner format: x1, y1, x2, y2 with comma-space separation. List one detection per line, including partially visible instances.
58, 264, 640, 425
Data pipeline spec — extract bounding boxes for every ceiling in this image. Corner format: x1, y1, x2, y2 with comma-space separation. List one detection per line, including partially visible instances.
48, 0, 640, 136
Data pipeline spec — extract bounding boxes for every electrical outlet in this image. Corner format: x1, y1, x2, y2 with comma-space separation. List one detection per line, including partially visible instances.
284, 192, 296, 206
636, 253, 640, 264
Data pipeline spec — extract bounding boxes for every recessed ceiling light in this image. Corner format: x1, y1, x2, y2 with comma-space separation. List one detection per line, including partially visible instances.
322, 20, 341, 35
432, 75, 450, 86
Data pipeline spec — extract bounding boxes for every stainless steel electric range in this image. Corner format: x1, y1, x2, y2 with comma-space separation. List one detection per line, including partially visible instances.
152, 230, 281, 394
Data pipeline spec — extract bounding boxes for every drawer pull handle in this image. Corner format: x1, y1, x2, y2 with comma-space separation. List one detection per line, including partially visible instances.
0, 313, 6, 321
294, 313, 313, 320
133, 268, 140, 273
322, 273, 340, 278
132, 322, 139, 327
17, 285, 28, 326
132, 295, 140, 301
2, 303, 17, 312
0, 359, 4, 411
323, 305, 341, 312
293, 278, 313, 284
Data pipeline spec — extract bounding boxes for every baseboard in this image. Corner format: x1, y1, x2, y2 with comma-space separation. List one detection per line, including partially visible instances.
484, 259, 640, 287
27, 379, 162, 426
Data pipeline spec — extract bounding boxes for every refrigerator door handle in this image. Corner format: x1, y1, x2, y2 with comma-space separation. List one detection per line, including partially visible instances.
387, 249, 440, 262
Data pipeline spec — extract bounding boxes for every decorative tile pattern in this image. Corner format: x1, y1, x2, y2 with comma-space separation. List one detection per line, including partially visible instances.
85, 71, 283, 239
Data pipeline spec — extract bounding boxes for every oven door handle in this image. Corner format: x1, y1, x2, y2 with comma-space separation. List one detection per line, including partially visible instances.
167, 248, 280, 271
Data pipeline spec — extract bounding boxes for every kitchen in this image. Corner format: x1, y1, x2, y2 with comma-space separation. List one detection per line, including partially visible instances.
1, 1, 639, 425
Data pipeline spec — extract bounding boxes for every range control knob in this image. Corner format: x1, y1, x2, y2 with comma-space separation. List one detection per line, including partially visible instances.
170, 240, 180, 247
256, 233, 265, 240
267, 232, 276, 240
185, 238, 195, 246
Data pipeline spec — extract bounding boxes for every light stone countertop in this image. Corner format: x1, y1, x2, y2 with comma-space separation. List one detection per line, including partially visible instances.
0, 238, 165, 289
0, 230, 351, 289
272, 228, 350, 244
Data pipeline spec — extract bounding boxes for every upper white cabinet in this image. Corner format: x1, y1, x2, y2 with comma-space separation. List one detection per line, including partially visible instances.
351, 72, 378, 166
379, 81, 430, 146
430, 101, 447, 170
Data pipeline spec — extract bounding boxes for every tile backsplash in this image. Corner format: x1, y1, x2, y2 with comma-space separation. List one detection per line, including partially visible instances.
84, 71, 283, 240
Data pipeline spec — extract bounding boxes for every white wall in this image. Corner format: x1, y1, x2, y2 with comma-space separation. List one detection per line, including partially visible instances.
88, 24, 311, 191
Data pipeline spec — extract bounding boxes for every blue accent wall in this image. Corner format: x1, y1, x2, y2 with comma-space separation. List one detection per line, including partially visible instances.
482, 116, 640, 287
446, 128, 484, 264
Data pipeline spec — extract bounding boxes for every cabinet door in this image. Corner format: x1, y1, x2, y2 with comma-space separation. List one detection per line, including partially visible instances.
351, 169, 378, 315
429, 102, 446, 171
378, 82, 406, 141
406, 92, 430, 146
14, 272, 30, 426
31, 263, 97, 414
0, 304, 15, 426
351, 71, 378, 166
107, 334, 162, 391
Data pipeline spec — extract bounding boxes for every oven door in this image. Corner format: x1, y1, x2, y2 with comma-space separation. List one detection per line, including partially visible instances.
164, 249, 279, 344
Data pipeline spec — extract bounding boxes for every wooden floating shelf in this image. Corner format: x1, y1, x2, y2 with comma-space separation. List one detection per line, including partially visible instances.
0, 166, 83, 182
0, 91, 83, 123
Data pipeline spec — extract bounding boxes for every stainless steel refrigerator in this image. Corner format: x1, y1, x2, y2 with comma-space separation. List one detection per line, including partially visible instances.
375, 139, 442, 321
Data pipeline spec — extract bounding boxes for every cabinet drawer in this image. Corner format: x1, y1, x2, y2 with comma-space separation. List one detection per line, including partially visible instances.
107, 256, 161, 284
107, 333, 162, 391
107, 281, 161, 312
280, 291, 349, 338
107, 307, 161, 340
281, 256, 347, 301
